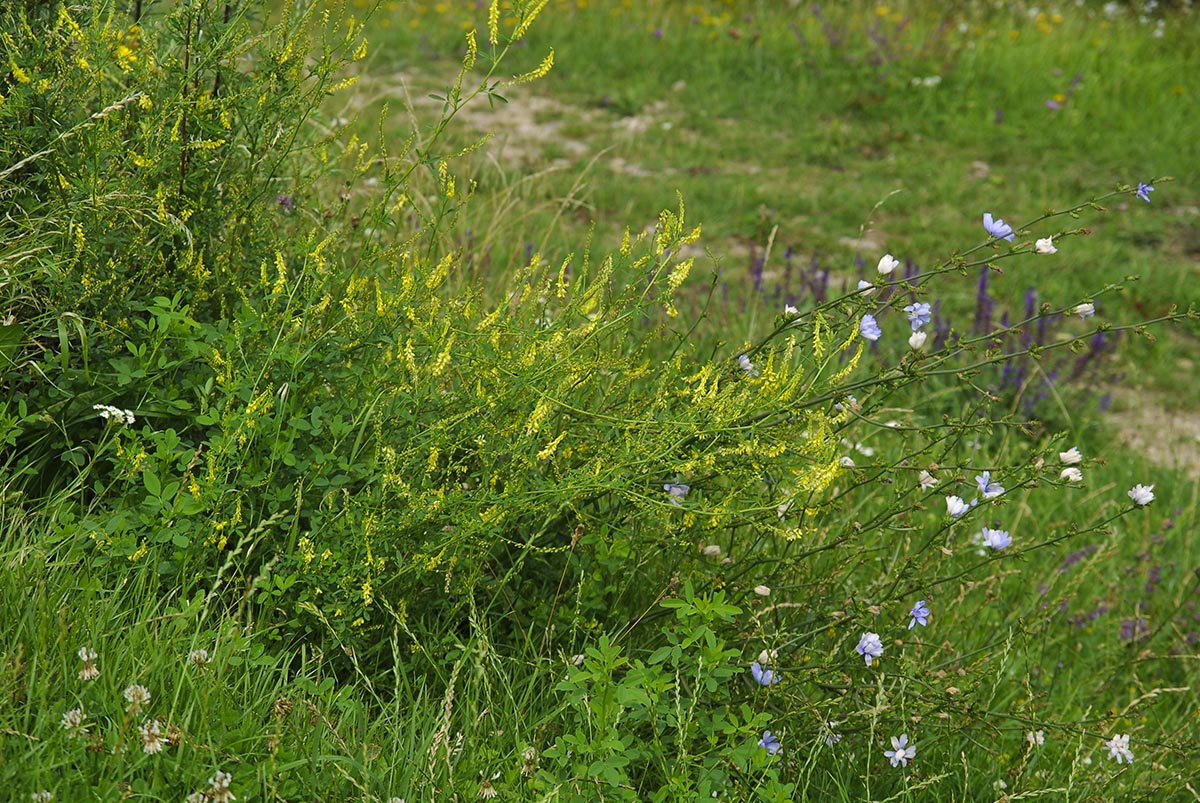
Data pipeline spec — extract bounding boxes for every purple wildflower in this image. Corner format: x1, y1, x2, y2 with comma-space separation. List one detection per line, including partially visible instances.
983, 213, 1015, 242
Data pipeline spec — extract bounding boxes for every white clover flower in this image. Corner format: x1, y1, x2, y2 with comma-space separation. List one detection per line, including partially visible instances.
884, 733, 916, 767
186, 794, 207, 803
1060, 467, 1083, 482
1035, 237, 1057, 254
78, 646, 100, 681
1105, 733, 1134, 764
124, 684, 151, 715
946, 495, 970, 519
877, 254, 900, 275
60, 707, 88, 737
140, 718, 165, 754
188, 648, 210, 667
1026, 729, 1045, 746
918, 470, 938, 490
1073, 302, 1095, 318
520, 746, 539, 777
1059, 447, 1083, 465
753, 585, 771, 596
1128, 484, 1155, 506
208, 771, 236, 803
31, 793, 54, 803
908, 330, 927, 349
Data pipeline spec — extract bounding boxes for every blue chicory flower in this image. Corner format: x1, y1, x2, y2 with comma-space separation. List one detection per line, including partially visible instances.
908, 600, 930, 629
975, 471, 1005, 499
983, 212, 1015, 242
903, 302, 932, 331
759, 730, 781, 755
856, 632, 884, 666
1136, 182, 1154, 203
885, 733, 916, 767
664, 483, 690, 505
738, 354, 760, 377
981, 527, 1012, 550
859, 314, 882, 342
750, 661, 780, 686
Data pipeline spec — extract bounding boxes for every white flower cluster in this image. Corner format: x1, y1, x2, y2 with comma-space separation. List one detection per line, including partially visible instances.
93, 404, 135, 426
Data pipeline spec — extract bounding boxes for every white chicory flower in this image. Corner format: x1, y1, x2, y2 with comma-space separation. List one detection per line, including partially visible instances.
1035, 237, 1057, 254
946, 495, 970, 518
877, 254, 900, 275
1059, 447, 1083, 465
1105, 733, 1134, 764
1127, 484, 1155, 506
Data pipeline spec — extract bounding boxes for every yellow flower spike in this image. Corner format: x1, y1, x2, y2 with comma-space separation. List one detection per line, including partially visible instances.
487, 0, 500, 44
464, 29, 477, 70
507, 49, 553, 85
537, 432, 566, 461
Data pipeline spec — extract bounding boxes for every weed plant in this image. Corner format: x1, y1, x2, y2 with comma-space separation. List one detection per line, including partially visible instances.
2, 1, 1199, 801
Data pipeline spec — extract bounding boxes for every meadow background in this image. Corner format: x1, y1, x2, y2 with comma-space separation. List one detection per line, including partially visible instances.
2, 0, 1199, 801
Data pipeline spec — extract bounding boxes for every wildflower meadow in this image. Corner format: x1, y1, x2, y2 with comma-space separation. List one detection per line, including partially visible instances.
2, 1, 1199, 801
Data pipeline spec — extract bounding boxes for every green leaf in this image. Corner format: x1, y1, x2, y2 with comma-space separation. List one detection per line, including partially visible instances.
0, 322, 23, 369
143, 470, 162, 498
